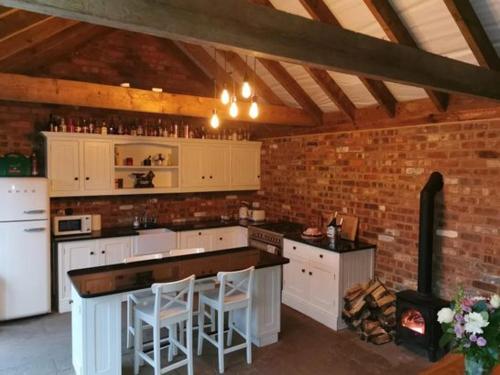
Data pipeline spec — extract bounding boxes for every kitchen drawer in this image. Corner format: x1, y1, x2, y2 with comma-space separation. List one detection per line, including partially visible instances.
308, 246, 338, 271
283, 240, 309, 260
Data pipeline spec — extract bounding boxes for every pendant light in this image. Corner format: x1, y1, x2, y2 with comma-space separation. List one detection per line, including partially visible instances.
220, 52, 230, 105
248, 57, 259, 119
241, 56, 252, 99
229, 95, 239, 118
210, 48, 220, 129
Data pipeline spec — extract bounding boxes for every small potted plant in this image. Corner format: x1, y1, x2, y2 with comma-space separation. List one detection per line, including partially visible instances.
437, 289, 499, 374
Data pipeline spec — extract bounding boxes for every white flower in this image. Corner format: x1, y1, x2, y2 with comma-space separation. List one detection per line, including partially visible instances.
490, 294, 500, 309
437, 307, 455, 324
464, 312, 489, 335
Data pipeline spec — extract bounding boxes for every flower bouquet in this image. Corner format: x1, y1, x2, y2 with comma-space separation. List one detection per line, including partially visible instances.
437, 289, 500, 375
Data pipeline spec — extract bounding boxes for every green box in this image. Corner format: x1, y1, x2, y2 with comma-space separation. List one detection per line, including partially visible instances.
0, 153, 32, 177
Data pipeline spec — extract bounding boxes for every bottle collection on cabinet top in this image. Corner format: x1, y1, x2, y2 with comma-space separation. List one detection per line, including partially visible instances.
46, 115, 253, 141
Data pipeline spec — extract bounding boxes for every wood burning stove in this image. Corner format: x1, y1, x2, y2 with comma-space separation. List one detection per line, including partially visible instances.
395, 172, 449, 362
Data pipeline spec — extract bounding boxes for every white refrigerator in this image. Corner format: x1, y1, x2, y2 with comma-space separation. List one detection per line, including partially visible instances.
0, 177, 50, 320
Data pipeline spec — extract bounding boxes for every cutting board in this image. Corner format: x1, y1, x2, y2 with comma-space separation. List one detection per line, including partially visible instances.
322, 212, 359, 241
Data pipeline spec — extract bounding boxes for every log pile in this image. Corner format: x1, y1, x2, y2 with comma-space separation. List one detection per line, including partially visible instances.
342, 279, 396, 345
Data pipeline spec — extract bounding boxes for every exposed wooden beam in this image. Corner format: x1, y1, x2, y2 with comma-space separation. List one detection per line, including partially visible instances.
2, 0, 500, 101
0, 9, 47, 40
223, 51, 284, 106
258, 58, 323, 124
254, 0, 353, 120
0, 16, 78, 62
304, 67, 355, 121
0, 72, 314, 126
0, 23, 111, 72
363, 0, 449, 112
298, 0, 396, 117
159, 39, 214, 96
443, 0, 500, 71
176, 42, 234, 91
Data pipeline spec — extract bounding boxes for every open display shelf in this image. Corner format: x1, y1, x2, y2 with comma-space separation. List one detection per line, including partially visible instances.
114, 142, 179, 191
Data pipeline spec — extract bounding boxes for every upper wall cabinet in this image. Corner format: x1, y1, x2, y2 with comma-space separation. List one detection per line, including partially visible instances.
42, 132, 261, 197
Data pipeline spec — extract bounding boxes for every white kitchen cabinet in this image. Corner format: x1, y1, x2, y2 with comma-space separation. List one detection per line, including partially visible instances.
57, 236, 133, 313
180, 143, 229, 190
98, 237, 132, 265
177, 226, 248, 252
48, 139, 81, 194
282, 239, 374, 330
43, 132, 261, 197
230, 144, 261, 189
83, 141, 112, 192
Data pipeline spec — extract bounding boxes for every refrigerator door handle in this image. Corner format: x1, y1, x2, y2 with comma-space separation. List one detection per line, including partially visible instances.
24, 227, 46, 232
23, 210, 46, 214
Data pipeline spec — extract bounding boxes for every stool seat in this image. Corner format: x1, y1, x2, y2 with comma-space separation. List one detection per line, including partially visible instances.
135, 300, 187, 323
200, 289, 248, 307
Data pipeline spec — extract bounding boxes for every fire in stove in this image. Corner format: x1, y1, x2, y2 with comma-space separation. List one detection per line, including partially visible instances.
401, 309, 426, 335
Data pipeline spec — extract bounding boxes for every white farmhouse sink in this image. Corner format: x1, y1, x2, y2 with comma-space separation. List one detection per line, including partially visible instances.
134, 227, 176, 256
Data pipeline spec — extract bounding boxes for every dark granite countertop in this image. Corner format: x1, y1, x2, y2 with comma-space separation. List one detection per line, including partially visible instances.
284, 233, 376, 254
52, 227, 140, 243
68, 247, 289, 298
163, 219, 263, 231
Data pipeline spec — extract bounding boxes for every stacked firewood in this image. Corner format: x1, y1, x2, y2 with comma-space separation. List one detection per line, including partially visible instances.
342, 279, 396, 345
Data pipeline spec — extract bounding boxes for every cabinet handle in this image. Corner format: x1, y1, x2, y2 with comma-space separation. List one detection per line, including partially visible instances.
69, 299, 73, 305
219, 237, 223, 240
201, 176, 205, 179
198, 232, 202, 236
24, 227, 46, 232
292, 246, 296, 250
319, 254, 323, 259
101, 250, 105, 254
24, 209, 45, 214
257, 175, 260, 179
209, 175, 213, 179
90, 251, 95, 255
301, 269, 305, 273
74, 177, 79, 181
85, 177, 90, 181
308, 271, 312, 276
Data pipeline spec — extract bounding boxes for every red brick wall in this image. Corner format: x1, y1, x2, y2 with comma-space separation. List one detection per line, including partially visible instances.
258, 119, 500, 299
50, 192, 255, 229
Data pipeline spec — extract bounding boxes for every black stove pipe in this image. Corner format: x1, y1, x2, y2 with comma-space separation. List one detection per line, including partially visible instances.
417, 172, 444, 295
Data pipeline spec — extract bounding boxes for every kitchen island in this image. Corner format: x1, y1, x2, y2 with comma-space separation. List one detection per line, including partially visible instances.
68, 247, 288, 375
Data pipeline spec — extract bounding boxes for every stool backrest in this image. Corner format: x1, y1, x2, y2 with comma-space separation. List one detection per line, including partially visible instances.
168, 248, 205, 257
123, 253, 165, 263
151, 275, 195, 321
216, 266, 255, 305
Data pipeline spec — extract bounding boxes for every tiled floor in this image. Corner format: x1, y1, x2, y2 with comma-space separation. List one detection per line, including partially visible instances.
0, 305, 431, 374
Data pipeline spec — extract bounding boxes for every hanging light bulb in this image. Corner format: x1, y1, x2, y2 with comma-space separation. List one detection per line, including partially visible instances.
229, 95, 239, 118
241, 73, 252, 99
220, 84, 230, 105
249, 95, 259, 119
210, 109, 220, 129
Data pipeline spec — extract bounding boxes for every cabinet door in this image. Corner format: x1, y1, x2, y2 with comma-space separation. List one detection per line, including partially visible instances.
202, 145, 230, 187
49, 140, 80, 194
98, 237, 132, 266
283, 256, 308, 299
230, 145, 261, 188
180, 144, 204, 188
179, 230, 213, 251
211, 227, 240, 251
60, 241, 98, 302
308, 264, 337, 313
83, 141, 112, 191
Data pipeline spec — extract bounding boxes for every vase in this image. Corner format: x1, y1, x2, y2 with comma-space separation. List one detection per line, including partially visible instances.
464, 355, 492, 375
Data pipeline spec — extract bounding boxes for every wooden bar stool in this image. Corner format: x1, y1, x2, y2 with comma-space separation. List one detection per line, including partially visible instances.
197, 266, 255, 374
133, 275, 195, 375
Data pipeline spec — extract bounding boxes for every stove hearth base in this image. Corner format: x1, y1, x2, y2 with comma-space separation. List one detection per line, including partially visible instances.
395, 290, 449, 362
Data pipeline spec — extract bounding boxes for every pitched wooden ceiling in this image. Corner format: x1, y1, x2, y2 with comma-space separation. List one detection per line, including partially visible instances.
0, 0, 499, 127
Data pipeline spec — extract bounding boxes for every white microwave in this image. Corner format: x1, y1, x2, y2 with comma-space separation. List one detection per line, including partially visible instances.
52, 215, 92, 236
